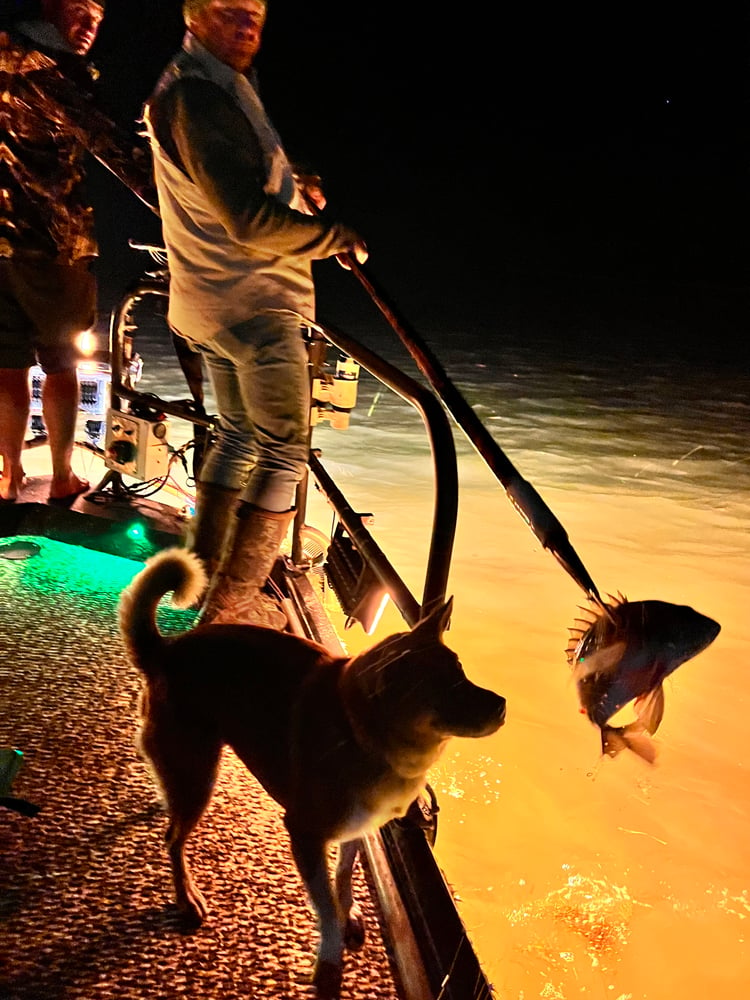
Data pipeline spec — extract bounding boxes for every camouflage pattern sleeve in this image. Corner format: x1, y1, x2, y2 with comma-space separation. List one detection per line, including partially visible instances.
20, 39, 160, 214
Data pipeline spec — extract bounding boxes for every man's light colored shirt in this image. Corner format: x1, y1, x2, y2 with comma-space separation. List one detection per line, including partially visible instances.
144, 34, 355, 343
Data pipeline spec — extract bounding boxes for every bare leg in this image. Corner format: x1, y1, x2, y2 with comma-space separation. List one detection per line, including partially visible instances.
42, 369, 89, 499
0, 367, 30, 500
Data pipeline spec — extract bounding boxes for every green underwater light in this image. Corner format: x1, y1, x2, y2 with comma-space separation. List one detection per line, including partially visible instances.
0, 540, 41, 560
126, 521, 146, 541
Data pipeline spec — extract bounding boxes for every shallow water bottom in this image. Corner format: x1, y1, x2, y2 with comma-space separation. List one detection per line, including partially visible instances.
353, 456, 750, 1000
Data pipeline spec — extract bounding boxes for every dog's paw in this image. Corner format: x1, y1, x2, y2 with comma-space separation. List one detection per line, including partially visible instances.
312, 959, 342, 1000
176, 887, 208, 930
344, 906, 366, 952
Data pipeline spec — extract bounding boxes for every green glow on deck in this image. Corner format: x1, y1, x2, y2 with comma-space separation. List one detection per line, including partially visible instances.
0, 536, 196, 634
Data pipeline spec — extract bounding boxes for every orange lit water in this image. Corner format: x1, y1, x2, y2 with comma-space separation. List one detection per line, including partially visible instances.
315, 463, 749, 998
127, 320, 750, 998
307, 347, 750, 1000
431, 479, 749, 1000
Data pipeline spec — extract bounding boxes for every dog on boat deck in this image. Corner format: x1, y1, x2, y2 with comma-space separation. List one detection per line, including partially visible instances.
119, 548, 506, 999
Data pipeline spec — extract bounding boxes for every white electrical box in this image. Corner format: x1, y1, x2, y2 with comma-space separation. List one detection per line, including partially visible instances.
104, 409, 169, 481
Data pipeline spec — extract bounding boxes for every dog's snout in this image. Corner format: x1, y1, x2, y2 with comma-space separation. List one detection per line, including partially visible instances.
439, 683, 506, 738
482, 692, 506, 735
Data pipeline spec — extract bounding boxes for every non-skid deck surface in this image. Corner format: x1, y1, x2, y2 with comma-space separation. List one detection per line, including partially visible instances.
0, 538, 400, 1000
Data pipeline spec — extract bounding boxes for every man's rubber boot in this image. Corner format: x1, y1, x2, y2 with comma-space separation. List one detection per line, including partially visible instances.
199, 502, 294, 629
185, 481, 242, 581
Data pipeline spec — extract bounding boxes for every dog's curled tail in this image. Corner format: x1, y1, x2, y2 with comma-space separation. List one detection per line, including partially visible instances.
119, 548, 207, 676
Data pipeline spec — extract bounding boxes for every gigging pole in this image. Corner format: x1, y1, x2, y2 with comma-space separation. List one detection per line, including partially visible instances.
336, 249, 605, 607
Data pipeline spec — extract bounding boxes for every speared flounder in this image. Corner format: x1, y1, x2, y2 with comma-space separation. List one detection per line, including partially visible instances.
567, 595, 720, 762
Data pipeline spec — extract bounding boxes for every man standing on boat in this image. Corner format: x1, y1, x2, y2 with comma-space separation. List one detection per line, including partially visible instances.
144, 0, 367, 628
0, 0, 157, 503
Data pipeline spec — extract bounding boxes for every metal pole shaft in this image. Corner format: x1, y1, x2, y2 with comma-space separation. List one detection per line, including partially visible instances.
341, 254, 603, 604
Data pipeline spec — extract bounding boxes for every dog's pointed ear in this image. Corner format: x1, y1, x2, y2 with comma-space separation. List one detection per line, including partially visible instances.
413, 596, 453, 640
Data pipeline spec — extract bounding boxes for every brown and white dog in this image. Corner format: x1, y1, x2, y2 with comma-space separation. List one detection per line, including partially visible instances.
119, 548, 505, 999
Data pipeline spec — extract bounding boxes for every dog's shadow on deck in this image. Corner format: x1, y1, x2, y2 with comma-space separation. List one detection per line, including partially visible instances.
2, 790, 311, 999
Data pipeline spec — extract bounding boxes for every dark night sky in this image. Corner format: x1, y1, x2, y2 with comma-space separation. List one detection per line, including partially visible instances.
57, 1, 748, 349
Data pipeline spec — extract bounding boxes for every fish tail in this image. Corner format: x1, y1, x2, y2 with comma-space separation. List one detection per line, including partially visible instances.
601, 723, 657, 764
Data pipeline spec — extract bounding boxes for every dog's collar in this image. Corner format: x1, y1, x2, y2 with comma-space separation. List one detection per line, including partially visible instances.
338, 660, 390, 764
339, 660, 443, 780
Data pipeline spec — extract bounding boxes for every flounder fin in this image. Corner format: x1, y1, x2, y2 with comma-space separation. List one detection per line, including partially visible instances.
565, 634, 582, 665
566, 593, 626, 664
596, 592, 626, 624
566, 607, 600, 665
605, 592, 627, 606
635, 684, 665, 734
590, 593, 616, 624
572, 640, 627, 680
601, 723, 657, 764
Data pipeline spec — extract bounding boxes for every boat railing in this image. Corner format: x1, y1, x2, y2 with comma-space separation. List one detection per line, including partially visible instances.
107, 271, 459, 631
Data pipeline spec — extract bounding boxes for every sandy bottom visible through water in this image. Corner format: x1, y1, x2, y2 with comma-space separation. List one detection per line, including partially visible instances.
324, 447, 749, 1000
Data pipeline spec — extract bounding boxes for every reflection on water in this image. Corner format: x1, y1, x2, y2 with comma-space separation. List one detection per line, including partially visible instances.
125, 309, 749, 999
507, 871, 633, 971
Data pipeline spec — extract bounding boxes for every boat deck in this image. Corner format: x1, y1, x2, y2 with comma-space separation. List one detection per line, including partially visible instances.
0, 532, 401, 1000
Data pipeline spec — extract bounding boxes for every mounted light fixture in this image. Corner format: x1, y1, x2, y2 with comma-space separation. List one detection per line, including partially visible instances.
325, 522, 389, 635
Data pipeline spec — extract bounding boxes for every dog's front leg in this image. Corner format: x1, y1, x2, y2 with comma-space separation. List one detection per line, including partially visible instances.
335, 839, 365, 952
285, 820, 345, 1000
